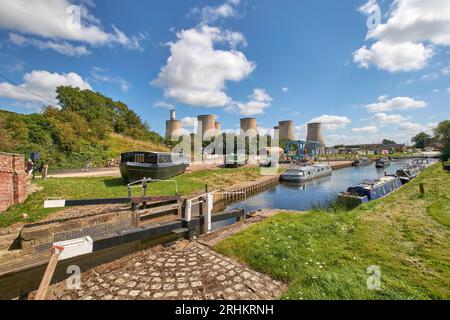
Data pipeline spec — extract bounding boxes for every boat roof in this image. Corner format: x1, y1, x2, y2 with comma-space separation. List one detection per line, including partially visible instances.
122, 151, 174, 156
353, 176, 398, 189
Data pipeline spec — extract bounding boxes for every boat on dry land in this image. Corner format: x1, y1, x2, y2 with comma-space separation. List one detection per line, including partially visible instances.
119, 152, 188, 183
224, 154, 247, 168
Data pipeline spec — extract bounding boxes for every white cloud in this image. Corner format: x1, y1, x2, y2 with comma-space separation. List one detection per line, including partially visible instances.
448, 87, 450, 93
235, 88, 273, 116
398, 122, 428, 132
192, 0, 241, 24
0, 70, 92, 107
153, 26, 255, 107
90, 67, 130, 92
354, 0, 450, 72
9, 33, 90, 57
153, 101, 175, 109
309, 115, 352, 131
442, 66, 450, 75
374, 113, 408, 124
365, 96, 427, 113
421, 72, 439, 81
353, 41, 433, 72
282, 87, 289, 93
181, 117, 198, 128
351, 126, 378, 134
0, 0, 142, 52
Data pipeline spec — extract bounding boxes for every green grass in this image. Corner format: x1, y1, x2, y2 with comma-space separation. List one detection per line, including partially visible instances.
0, 167, 262, 228
102, 133, 169, 159
215, 164, 450, 300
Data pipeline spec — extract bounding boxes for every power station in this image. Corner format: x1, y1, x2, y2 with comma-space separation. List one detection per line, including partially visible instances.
165, 109, 182, 140
240, 118, 258, 136
164, 109, 326, 147
278, 120, 296, 141
306, 122, 325, 147
197, 115, 217, 141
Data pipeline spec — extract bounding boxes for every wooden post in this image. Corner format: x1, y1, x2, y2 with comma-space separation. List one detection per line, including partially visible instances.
34, 246, 63, 300
420, 183, 425, 195
42, 164, 49, 180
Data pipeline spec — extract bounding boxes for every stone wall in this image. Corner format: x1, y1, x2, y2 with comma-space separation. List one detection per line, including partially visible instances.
0, 153, 28, 213
20, 210, 134, 255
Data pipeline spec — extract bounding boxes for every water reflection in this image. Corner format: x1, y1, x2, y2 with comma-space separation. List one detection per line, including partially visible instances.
229, 160, 416, 212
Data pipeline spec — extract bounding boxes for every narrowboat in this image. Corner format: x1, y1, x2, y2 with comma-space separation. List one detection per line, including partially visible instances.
396, 165, 421, 184
352, 158, 373, 167
375, 158, 391, 168
119, 152, 188, 183
281, 164, 332, 182
224, 154, 247, 168
337, 176, 402, 204
444, 161, 450, 171
412, 158, 433, 170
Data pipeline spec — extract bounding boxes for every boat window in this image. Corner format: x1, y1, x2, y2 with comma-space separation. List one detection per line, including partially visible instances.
134, 154, 145, 163
144, 153, 158, 164
158, 154, 173, 164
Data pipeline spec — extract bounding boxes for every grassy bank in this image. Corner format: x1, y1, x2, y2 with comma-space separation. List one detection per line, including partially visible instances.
215, 164, 450, 299
0, 167, 262, 228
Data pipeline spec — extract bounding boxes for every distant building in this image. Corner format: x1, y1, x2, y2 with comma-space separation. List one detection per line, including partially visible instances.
333, 143, 407, 155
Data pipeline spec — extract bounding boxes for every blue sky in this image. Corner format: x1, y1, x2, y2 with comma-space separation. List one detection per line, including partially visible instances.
0, 0, 449, 146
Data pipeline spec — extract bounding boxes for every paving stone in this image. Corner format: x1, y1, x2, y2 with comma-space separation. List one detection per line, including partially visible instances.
129, 290, 140, 297
51, 241, 285, 301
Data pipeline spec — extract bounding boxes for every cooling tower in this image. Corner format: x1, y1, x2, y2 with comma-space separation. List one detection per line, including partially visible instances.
278, 120, 295, 141
197, 115, 216, 140
215, 122, 222, 135
306, 122, 325, 147
165, 120, 182, 140
240, 118, 258, 136
165, 108, 182, 140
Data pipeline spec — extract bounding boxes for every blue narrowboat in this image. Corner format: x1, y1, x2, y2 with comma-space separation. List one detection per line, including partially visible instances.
337, 176, 402, 204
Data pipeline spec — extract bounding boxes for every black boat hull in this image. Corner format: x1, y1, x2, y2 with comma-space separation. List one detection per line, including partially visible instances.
119, 162, 188, 183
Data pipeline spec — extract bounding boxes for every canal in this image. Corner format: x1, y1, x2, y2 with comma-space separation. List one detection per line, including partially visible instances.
228, 160, 413, 212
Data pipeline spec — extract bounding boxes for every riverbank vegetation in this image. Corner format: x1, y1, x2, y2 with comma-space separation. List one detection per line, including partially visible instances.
0, 86, 164, 169
0, 167, 262, 228
215, 164, 450, 299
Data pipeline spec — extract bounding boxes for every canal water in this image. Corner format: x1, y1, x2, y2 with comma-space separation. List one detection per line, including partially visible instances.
228, 160, 412, 212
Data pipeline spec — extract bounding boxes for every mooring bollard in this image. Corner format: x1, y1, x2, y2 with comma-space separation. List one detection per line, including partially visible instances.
420, 183, 425, 195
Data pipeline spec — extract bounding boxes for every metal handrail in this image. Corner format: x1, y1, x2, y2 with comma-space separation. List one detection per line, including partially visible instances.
127, 178, 179, 195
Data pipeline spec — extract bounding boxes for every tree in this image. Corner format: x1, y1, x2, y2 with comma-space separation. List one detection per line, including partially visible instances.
433, 120, 450, 142
433, 120, 450, 161
382, 139, 396, 145
411, 132, 432, 149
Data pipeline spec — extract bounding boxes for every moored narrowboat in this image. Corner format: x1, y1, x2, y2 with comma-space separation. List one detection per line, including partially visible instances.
337, 175, 402, 205
376, 158, 391, 168
396, 165, 422, 184
119, 152, 188, 183
352, 158, 373, 167
281, 164, 332, 182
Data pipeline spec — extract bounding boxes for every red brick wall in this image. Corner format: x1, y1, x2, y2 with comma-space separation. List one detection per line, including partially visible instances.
0, 153, 28, 213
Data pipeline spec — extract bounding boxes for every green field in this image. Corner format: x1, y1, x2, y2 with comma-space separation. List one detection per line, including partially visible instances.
215, 164, 450, 299
0, 167, 262, 228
